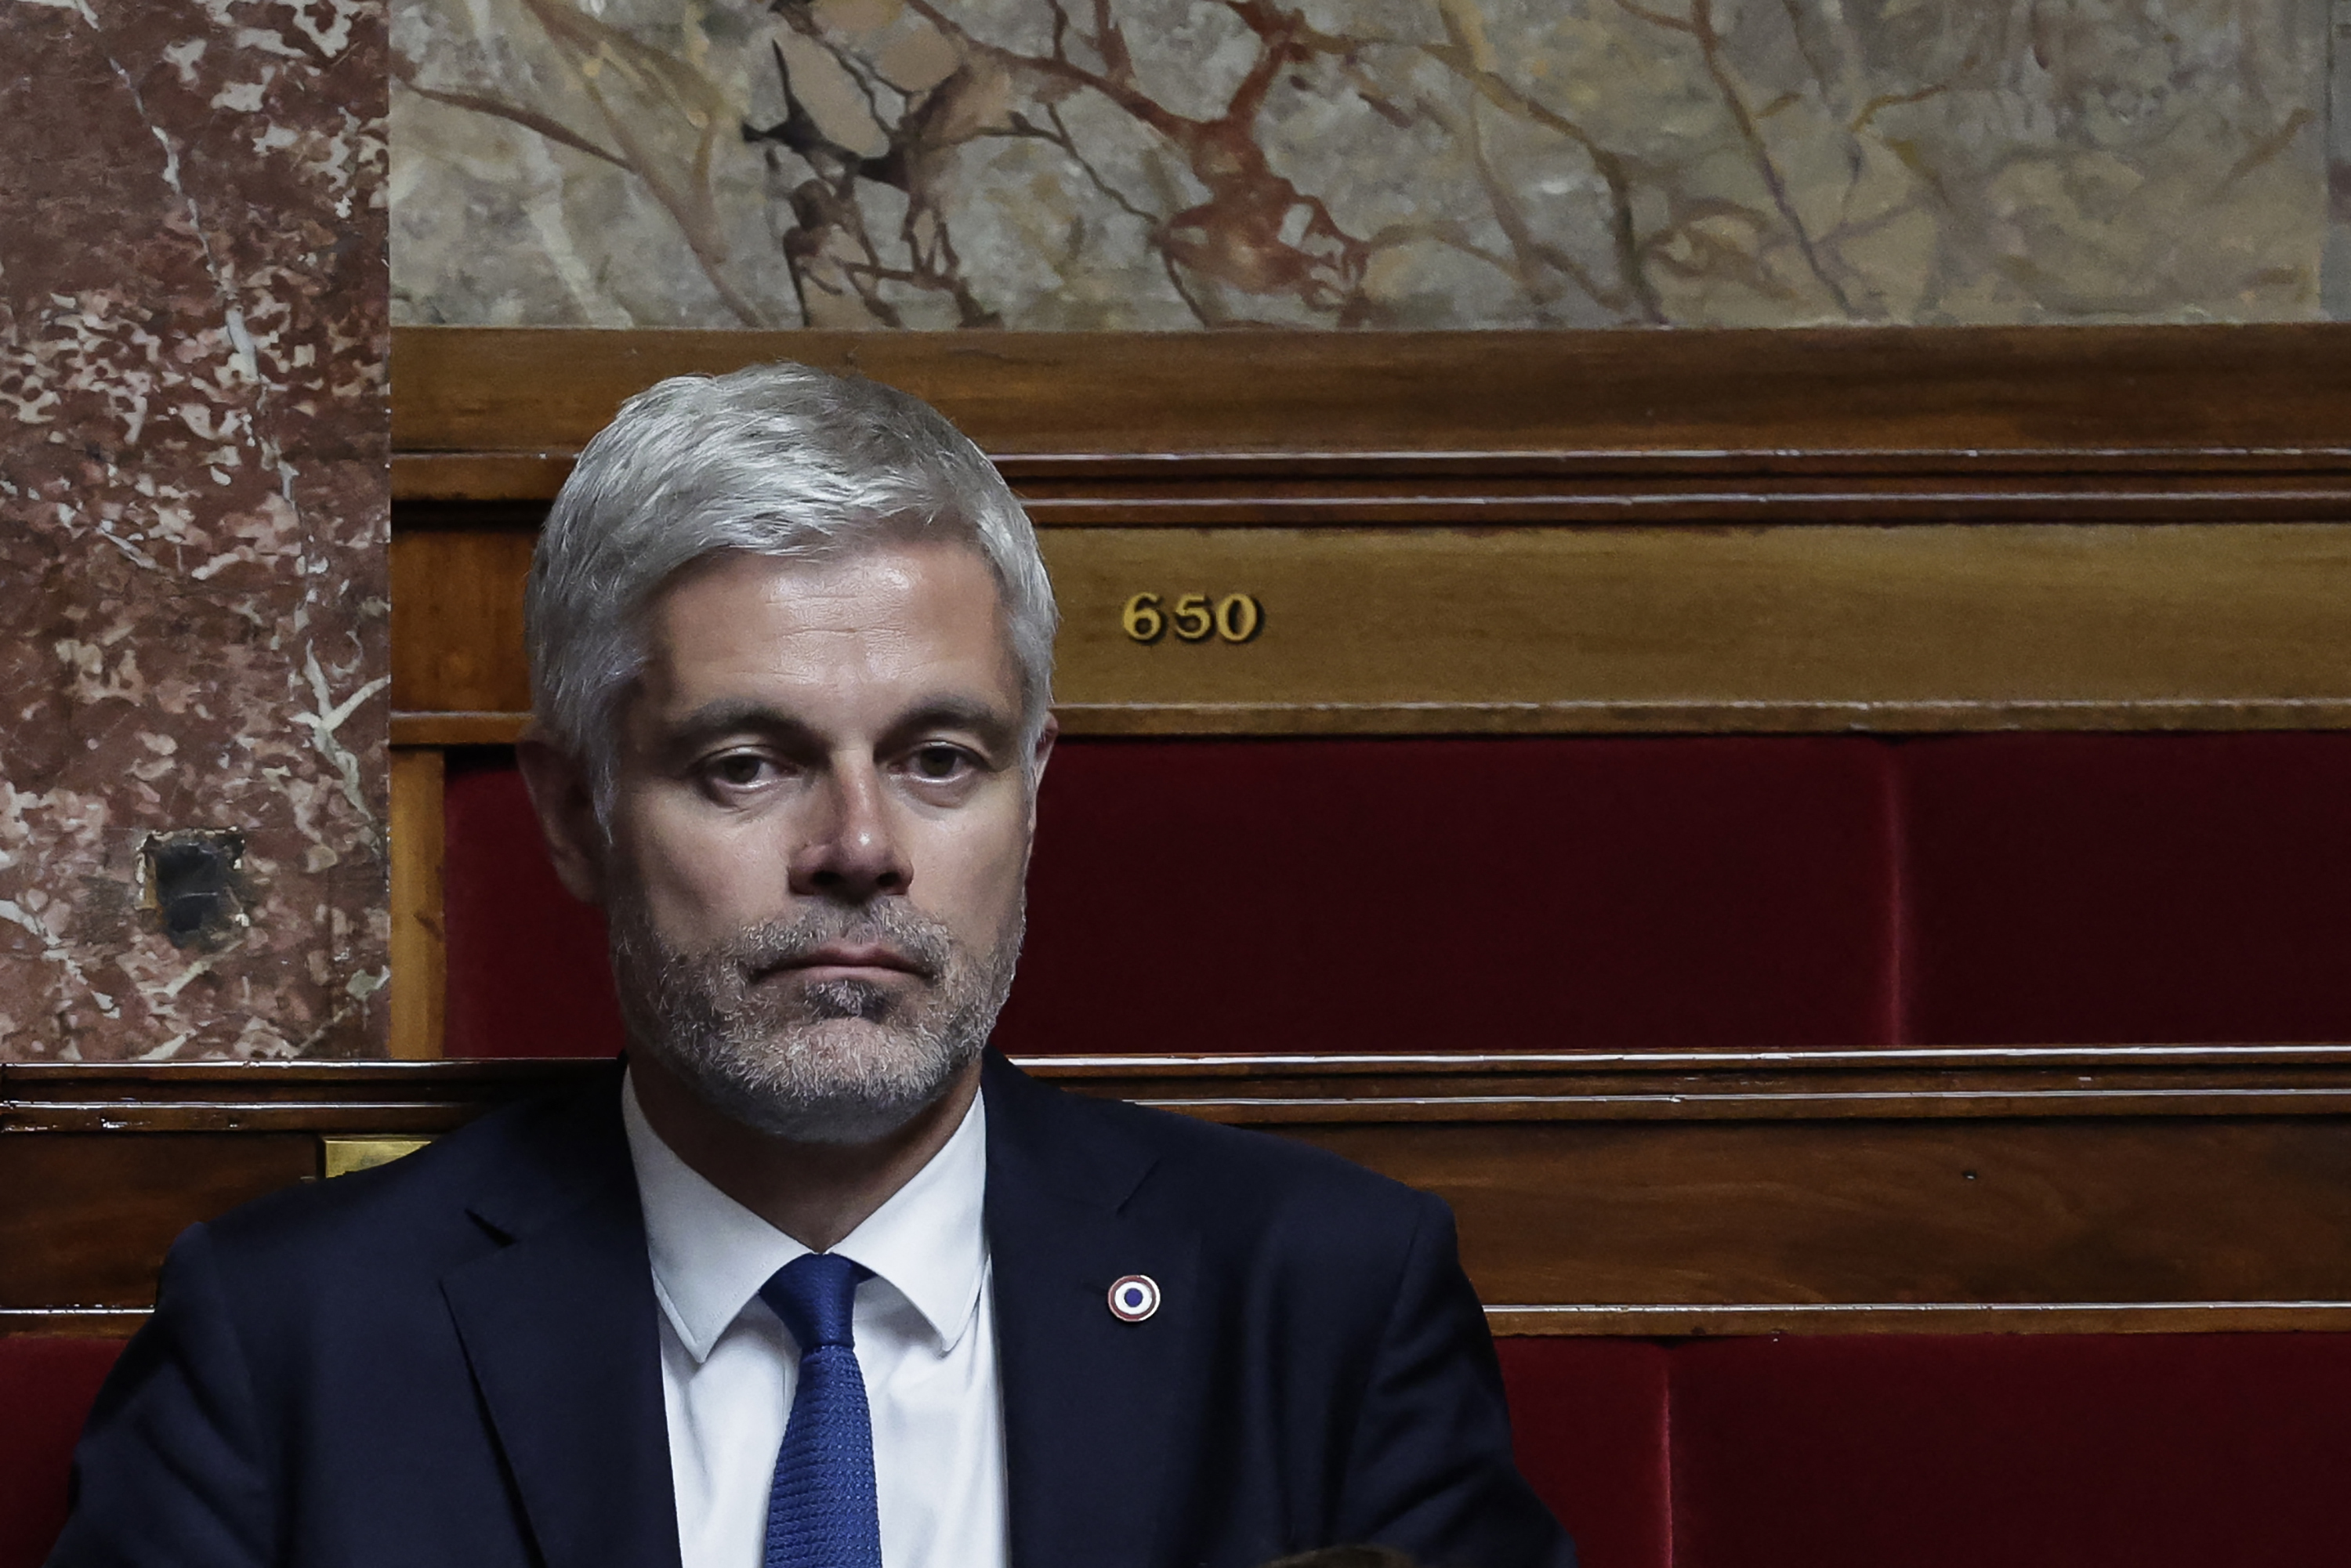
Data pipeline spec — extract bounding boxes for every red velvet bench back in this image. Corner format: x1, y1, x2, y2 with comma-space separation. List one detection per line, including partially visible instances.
14, 1332, 2351, 1568
24, 738, 2351, 1559
0, 1338, 120, 1568
440, 733, 2351, 1059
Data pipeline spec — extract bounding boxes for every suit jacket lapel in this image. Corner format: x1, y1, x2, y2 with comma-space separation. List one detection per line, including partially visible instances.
984, 1053, 1204, 1568
441, 1079, 683, 1568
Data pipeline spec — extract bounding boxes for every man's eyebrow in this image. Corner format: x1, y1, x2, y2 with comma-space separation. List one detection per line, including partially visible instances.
883, 697, 1020, 751
657, 696, 1020, 752
657, 700, 814, 751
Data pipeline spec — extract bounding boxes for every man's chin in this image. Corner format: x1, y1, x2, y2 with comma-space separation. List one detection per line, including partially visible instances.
650, 1021, 978, 1146
792, 974, 911, 1026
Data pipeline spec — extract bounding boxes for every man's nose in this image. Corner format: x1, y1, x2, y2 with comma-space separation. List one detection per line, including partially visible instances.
789, 762, 910, 901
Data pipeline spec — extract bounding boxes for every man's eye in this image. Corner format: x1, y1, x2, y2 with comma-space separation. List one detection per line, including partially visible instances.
706, 753, 773, 788
908, 744, 971, 782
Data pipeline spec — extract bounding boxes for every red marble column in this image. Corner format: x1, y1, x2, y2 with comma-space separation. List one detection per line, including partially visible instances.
0, 0, 388, 1059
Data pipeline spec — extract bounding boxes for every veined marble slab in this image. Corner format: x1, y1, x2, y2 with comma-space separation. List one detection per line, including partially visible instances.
393, 0, 2331, 329
1, 0, 390, 1060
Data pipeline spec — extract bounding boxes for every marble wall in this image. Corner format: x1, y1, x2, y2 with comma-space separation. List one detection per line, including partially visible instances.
393, 0, 2337, 329
0, 0, 389, 1061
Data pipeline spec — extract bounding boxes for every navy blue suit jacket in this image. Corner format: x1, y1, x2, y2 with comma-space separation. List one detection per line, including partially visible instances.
53, 1053, 1574, 1568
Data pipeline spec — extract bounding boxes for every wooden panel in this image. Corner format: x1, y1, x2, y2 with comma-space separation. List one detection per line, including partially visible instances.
389, 748, 447, 1062
389, 324, 2351, 738
1480, 1303, 2351, 1335
0, 1135, 319, 1308
1304, 1115, 2351, 1312
391, 527, 534, 718
391, 324, 2351, 461
10, 1051, 2351, 1335
389, 521, 2351, 738
1020, 1045, 2351, 1120
0, 1059, 584, 1135
397, 452, 2351, 524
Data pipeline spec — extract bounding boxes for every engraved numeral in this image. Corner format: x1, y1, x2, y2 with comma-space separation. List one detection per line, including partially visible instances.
1121, 593, 1165, 643
1121, 592, 1262, 645
1213, 593, 1260, 643
1170, 593, 1212, 641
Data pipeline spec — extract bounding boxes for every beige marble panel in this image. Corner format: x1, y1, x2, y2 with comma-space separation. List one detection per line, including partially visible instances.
391, 0, 2328, 329
1, 0, 389, 1060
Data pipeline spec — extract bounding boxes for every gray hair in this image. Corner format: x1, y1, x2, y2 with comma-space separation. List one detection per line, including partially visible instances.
524, 361, 1058, 815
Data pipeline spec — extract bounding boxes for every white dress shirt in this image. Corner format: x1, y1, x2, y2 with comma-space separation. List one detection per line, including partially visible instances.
620, 1073, 1009, 1568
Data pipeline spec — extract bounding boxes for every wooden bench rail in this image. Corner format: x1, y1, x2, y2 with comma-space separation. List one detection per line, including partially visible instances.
12, 1050, 2351, 1338
392, 325, 2351, 463
389, 323, 2351, 745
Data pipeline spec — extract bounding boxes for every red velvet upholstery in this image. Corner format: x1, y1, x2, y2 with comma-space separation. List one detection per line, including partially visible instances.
0, 1337, 122, 1568
445, 738, 1900, 1056
18, 1331, 2351, 1567
1665, 1333, 2351, 1568
1900, 733, 2351, 1044
1496, 1338, 1672, 1568
443, 755, 624, 1058
442, 731, 2351, 1056
1000, 739, 1896, 1054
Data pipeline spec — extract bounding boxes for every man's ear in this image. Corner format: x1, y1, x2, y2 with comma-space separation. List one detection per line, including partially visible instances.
515, 730, 608, 907
1025, 713, 1059, 835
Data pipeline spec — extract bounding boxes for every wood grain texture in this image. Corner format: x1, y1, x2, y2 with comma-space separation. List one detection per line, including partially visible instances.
389, 749, 447, 1062
1024, 1045, 2351, 1119
0, 1059, 585, 1135
1299, 1115, 2351, 1309
394, 451, 2351, 523
0, 1135, 319, 1308
1482, 1303, 2351, 1335
9, 1052, 2351, 1334
391, 527, 534, 719
391, 324, 2351, 459
388, 521, 2351, 736
389, 324, 2351, 738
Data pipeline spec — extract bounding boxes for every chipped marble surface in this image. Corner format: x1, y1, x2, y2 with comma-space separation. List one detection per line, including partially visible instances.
391, 0, 2330, 329
1, 0, 389, 1061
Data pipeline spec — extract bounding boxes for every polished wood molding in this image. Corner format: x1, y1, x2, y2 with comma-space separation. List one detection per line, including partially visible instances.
389, 325, 2351, 739
393, 712, 529, 746
391, 701, 2351, 747
395, 451, 2351, 523
1483, 1303, 2351, 1336
0, 1059, 585, 1134
392, 324, 2351, 468
16, 1047, 2351, 1128
391, 520, 2351, 737
388, 749, 447, 1062
1023, 1045, 2351, 1119
12, 1051, 2351, 1337
27, 1302, 2343, 1337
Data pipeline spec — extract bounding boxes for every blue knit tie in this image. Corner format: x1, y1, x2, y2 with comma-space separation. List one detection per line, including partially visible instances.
759, 1253, 882, 1568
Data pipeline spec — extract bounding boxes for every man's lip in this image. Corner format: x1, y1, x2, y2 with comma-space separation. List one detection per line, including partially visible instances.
761, 945, 923, 978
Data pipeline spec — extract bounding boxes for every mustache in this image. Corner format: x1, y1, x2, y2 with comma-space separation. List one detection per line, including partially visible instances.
722, 904, 956, 985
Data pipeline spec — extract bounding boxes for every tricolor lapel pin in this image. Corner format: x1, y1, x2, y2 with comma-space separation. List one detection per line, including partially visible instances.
1107, 1273, 1161, 1323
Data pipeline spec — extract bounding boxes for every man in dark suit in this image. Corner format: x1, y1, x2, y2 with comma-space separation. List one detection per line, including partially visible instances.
53, 364, 1574, 1568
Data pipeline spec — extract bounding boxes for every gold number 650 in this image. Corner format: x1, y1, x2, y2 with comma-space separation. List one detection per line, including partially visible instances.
1121, 592, 1262, 645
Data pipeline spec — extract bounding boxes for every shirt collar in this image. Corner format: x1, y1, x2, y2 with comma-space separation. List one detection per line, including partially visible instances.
620, 1068, 989, 1365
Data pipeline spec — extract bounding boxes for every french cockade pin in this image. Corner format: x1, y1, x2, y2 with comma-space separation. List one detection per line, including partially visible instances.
1107, 1274, 1161, 1323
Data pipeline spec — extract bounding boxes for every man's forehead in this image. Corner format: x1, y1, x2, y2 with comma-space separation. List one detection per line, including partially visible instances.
633, 544, 1020, 721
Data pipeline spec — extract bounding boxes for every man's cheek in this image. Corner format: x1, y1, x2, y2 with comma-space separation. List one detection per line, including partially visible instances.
645, 838, 780, 924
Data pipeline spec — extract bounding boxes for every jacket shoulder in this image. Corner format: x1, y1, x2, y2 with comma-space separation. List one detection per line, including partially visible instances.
200, 1069, 627, 1286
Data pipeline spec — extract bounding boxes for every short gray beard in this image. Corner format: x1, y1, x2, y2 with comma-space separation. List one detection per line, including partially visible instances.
607, 892, 1021, 1144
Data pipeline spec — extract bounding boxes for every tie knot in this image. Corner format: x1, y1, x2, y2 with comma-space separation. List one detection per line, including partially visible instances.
759, 1252, 868, 1352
